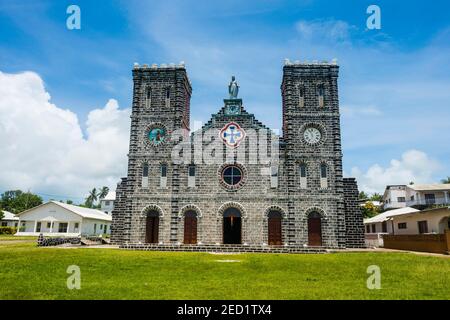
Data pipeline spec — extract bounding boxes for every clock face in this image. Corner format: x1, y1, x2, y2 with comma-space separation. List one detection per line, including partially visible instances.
303, 127, 322, 145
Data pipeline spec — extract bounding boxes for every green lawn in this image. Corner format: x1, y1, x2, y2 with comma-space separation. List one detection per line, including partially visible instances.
0, 241, 448, 300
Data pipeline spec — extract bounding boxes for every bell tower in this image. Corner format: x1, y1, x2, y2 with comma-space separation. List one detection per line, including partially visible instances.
281, 59, 346, 247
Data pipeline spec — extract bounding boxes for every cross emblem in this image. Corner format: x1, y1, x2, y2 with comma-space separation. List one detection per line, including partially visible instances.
220, 122, 246, 148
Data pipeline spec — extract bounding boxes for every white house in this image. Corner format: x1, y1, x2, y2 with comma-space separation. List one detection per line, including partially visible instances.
389, 206, 450, 235
15, 201, 112, 237
404, 183, 450, 207
100, 191, 115, 215
382, 185, 407, 210
1, 210, 19, 228
364, 207, 420, 234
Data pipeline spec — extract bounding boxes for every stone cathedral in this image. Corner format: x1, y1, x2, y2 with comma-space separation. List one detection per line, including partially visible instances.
111, 60, 365, 251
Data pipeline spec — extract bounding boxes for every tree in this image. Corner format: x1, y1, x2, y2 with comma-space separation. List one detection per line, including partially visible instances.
66, 200, 73, 205
361, 201, 380, 219
0, 210, 4, 221
370, 193, 383, 202
0, 190, 43, 214
99, 186, 109, 199
359, 191, 369, 200
441, 177, 450, 184
85, 188, 98, 208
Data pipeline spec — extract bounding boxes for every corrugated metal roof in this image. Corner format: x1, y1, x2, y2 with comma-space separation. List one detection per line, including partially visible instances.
364, 207, 420, 224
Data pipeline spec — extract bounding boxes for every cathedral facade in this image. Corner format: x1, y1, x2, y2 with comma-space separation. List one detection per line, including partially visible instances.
111, 61, 365, 250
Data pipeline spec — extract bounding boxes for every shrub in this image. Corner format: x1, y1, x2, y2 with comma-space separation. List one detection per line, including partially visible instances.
0, 227, 17, 235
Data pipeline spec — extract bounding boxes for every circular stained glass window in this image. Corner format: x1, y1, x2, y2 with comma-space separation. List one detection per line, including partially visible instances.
148, 127, 166, 146
222, 166, 243, 186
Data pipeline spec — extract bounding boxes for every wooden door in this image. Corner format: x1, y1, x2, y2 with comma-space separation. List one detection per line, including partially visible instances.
184, 215, 197, 244
268, 215, 282, 245
308, 216, 322, 246
146, 216, 159, 244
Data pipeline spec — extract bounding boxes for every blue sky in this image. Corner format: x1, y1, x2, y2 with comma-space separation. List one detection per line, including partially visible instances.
0, 0, 449, 200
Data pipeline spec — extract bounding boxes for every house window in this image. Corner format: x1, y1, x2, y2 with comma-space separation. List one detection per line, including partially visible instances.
381, 221, 387, 233
58, 223, 68, 233
320, 163, 328, 188
1, 222, 7, 227
410, 195, 414, 201
142, 163, 149, 188
397, 197, 405, 203
36, 222, 41, 232
299, 163, 307, 189
74, 223, 79, 229
366, 225, 370, 233
424, 194, 436, 205
418, 221, 428, 234
94, 224, 97, 233
47, 222, 51, 228
371, 224, 376, 233
398, 223, 407, 229
105, 201, 110, 206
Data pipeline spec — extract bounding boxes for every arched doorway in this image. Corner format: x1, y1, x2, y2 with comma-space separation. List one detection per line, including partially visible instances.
184, 210, 198, 244
308, 212, 322, 246
146, 210, 160, 244
438, 216, 450, 234
268, 210, 282, 245
223, 207, 242, 244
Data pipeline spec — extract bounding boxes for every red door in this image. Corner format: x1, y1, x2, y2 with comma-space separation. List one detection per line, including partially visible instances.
146, 216, 159, 244
308, 216, 322, 246
184, 215, 197, 244
268, 215, 282, 245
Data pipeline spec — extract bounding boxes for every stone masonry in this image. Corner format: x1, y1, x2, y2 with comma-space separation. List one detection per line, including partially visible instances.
111, 60, 365, 250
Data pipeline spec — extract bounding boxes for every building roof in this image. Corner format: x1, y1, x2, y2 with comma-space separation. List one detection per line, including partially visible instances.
364, 207, 420, 224
406, 183, 450, 192
101, 191, 116, 201
1, 210, 19, 221
359, 200, 382, 207
17, 201, 112, 222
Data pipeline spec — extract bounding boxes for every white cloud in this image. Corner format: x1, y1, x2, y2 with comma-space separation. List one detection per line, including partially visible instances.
295, 20, 355, 43
0, 70, 130, 201
350, 150, 441, 193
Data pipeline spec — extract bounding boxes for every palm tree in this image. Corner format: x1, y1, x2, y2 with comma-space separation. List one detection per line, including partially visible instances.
85, 188, 98, 208
99, 186, 109, 199
441, 177, 450, 184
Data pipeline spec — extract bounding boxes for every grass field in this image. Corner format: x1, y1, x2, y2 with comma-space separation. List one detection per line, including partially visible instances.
0, 238, 448, 300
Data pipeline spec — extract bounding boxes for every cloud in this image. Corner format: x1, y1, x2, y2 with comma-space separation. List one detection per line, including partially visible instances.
295, 20, 355, 43
0, 70, 130, 201
350, 150, 441, 193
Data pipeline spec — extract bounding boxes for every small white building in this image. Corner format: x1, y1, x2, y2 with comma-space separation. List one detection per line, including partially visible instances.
15, 201, 112, 237
100, 191, 116, 215
1, 210, 19, 228
405, 183, 450, 207
364, 207, 420, 234
382, 185, 407, 210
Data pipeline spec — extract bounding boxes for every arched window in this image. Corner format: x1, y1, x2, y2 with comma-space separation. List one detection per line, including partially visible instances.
188, 165, 196, 188
145, 87, 152, 108
165, 87, 171, 107
160, 164, 167, 188
270, 166, 278, 188
318, 84, 325, 107
299, 163, 307, 189
298, 85, 305, 108
142, 163, 149, 188
320, 163, 328, 189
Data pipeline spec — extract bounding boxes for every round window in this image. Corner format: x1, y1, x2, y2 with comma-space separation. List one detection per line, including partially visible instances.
222, 166, 243, 186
